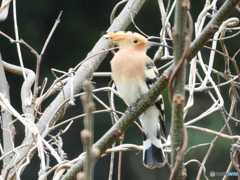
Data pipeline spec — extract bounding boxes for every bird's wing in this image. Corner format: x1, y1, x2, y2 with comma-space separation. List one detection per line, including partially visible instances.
144, 60, 166, 138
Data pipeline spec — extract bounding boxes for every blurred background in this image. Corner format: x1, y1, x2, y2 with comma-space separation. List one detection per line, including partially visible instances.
0, 0, 239, 179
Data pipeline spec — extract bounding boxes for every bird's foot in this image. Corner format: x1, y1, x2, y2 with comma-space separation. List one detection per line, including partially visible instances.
126, 104, 136, 112
126, 99, 140, 113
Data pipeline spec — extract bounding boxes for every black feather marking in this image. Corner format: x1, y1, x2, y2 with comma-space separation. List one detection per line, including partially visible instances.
144, 147, 153, 166
144, 144, 165, 167
155, 99, 166, 138
155, 99, 164, 116
159, 116, 166, 138
145, 62, 159, 86
143, 132, 147, 141
101, 31, 107, 36
146, 77, 157, 88
145, 61, 166, 138
152, 144, 165, 164
156, 129, 160, 139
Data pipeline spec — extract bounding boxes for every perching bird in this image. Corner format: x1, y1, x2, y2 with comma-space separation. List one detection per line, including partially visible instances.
102, 31, 171, 169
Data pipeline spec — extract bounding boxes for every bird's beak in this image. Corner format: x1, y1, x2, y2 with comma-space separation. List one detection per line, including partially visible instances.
146, 41, 172, 49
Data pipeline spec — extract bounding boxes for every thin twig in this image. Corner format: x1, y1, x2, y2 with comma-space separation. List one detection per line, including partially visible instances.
187, 126, 240, 140
81, 81, 96, 180
110, 0, 128, 24
13, 0, 26, 79
33, 11, 63, 102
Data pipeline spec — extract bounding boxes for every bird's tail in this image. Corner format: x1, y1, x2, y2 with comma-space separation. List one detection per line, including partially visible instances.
143, 133, 165, 169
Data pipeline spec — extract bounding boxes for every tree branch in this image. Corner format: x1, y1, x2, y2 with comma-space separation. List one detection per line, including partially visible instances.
80, 81, 96, 180
1, 0, 239, 179
1, 0, 147, 179
61, 69, 170, 180
36, 0, 147, 136
169, 0, 190, 179
60, 1, 240, 178
187, 0, 240, 61
0, 54, 14, 165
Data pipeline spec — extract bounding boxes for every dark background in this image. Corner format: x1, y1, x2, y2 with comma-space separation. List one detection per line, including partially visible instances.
0, 0, 239, 179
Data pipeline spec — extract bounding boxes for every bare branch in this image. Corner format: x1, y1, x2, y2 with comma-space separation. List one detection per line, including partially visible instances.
0, 0, 11, 21
187, 126, 240, 140
0, 54, 14, 165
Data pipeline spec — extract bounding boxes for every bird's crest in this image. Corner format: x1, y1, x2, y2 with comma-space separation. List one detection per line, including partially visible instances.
102, 31, 172, 50
102, 31, 147, 43
102, 31, 148, 50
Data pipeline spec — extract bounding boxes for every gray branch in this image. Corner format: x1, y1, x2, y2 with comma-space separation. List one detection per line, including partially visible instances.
0, 55, 14, 165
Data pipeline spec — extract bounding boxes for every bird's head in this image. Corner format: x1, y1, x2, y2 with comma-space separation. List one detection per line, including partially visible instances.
102, 31, 172, 51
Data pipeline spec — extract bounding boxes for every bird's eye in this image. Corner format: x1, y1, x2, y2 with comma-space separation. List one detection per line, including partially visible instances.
133, 39, 138, 43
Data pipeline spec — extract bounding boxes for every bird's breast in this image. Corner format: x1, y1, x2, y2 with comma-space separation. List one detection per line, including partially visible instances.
111, 50, 148, 105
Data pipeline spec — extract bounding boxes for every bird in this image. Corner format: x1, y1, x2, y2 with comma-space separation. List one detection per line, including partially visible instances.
102, 31, 172, 169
